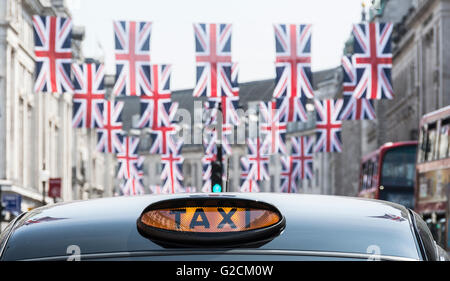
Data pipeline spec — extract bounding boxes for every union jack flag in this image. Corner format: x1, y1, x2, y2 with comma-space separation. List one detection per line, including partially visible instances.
291, 136, 314, 180
97, 101, 124, 154
193, 23, 234, 98
315, 99, 343, 153
121, 156, 145, 196
33, 16, 73, 93
240, 156, 260, 192
339, 56, 376, 120
259, 101, 287, 154
203, 126, 233, 156
72, 63, 105, 128
203, 96, 240, 126
121, 177, 145, 196
341, 55, 356, 94
116, 136, 140, 180
161, 139, 185, 194
202, 127, 229, 158
276, 96, 309, 123
279, 156, 299, 193
149, 124, 178, 155
273, 24, 314, 99
148, 103, 179, 154
202, 96, 240, 155
113, 20, 152, 96
352, 22, 393, 99
246, 138, 270, 181
231, 62, 239, 96
202, 128, 218, 156
340, 96, 376, 121
240, 179, 260, 193
201, 154, 215, 193
240, 156, 250, 184
136, 155, 145, 179
138, 64, 173, 128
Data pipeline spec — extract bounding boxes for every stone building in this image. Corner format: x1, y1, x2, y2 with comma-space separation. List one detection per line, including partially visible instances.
376, 0, 450, 142
0, 0, 109, 230
332, 0, 450, 197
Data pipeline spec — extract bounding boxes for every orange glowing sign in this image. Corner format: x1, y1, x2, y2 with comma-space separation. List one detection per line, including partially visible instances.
140, 207, 281, 233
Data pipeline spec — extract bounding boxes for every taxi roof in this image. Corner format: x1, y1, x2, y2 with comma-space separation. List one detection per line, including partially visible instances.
0, 193, 421, 261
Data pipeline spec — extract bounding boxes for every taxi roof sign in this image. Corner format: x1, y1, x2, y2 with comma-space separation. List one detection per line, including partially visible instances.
136, 197, 285, 247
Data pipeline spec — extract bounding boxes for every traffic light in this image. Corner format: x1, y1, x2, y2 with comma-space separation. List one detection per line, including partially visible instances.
211, 160, 223, 193
210, 102, 224, 193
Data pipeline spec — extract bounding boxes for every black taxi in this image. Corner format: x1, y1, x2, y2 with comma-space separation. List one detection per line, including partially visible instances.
0, 193, 448, 261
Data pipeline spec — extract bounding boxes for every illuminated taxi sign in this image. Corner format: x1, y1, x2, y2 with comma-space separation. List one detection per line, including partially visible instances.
137, 198, 285, 246
140, 207, 280, 233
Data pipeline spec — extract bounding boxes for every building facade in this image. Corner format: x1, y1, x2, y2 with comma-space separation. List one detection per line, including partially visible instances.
0, 0, 110, 230
333, 0, 450, 197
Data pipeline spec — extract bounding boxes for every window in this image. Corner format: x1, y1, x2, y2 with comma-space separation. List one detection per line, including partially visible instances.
425, 123, 437, 161
372, 160, 378, 187
418, 126, 427, 163
367, 161, 374, 188
27, 104, 33, 188
18, 98, 24, 184
381, 146, 417, 188
438, 119, 449, 159
247, 102, 259, 139
361, 163, 367, 190
361, 160, 376, 190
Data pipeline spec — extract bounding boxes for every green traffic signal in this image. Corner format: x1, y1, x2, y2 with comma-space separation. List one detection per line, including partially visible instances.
212, 184, 222, 193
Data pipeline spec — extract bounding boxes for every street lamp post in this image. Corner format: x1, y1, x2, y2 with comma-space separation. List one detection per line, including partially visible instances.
42, 181, 46, 206
40, 169, 50, 206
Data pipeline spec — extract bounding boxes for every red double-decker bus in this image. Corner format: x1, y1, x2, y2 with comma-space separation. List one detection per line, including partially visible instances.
358, 141, 418, 209
415, 105, 450, 251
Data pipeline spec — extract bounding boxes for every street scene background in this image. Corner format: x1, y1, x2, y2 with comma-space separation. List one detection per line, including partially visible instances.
0, 0, 448, 252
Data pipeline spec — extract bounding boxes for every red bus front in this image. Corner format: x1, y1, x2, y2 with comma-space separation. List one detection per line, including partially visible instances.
359, 141, 418, 209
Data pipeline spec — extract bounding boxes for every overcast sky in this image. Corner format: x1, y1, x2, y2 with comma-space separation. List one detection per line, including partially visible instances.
69, 0, 369, 90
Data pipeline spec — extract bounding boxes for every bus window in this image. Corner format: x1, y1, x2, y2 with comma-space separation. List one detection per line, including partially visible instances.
425, 123, 437, 161
381, 146, 416, 188
368, 160, 376, 189
372, 160, 378, 188
438, 119, 449, 159
418, 126, 427, 163
361, 162, 368, 190
367, 161, 374, 189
